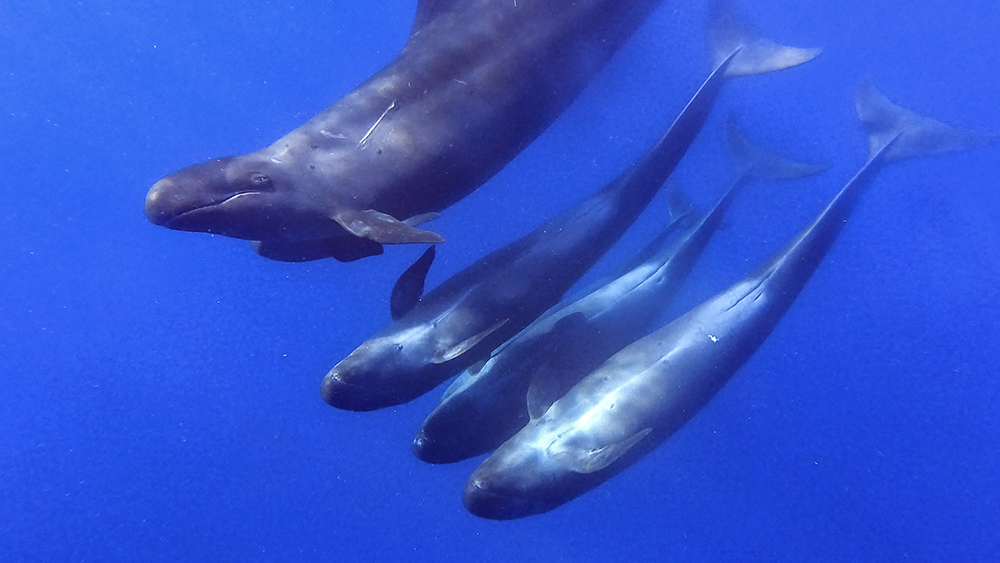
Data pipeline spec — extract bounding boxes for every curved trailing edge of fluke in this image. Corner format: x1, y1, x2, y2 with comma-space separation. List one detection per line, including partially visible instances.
724, 115, 829, 180
856, 79, 1000, 162
709, 0, 821, 77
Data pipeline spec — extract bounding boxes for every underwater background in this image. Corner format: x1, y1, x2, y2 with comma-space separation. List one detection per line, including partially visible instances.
2, 0, 998, 560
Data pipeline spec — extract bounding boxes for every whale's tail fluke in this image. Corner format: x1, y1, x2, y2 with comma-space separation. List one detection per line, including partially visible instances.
675, 118, 824, 263
709, 0, 821, 77
724, 115, 828, 181
855, 80, 1000, 162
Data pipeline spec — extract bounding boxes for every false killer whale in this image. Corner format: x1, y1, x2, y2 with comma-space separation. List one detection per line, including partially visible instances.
319, 3, 819, 413
462, 82, 998, 520
412, 117, 824, 465
144, 0, 667, 262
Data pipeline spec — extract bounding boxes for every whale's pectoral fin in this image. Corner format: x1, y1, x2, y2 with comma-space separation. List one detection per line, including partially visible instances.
402, 212, 441, 228
467, 358, 488, 376
432, 318, 509, 364
252, 236, 384, 262
560, 428, 653, 475
333, 209, 446, 245
390, 246, 436, 320
525, 313, 591, 420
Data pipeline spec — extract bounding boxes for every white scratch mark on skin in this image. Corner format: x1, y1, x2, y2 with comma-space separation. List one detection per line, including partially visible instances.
358, 100, 397, 146
453, 78, 468, 85
219, 191, 260, 205
270, 158, 282, 164
320, 130, 347, 139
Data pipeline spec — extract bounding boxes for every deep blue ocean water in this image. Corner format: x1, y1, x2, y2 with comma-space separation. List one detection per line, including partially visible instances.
2, 1, 998, 560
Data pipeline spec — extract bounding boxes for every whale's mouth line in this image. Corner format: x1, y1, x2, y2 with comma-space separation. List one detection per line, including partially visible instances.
321, 373, 398, 412
173, 191, 263, 221
468, 479, 521, 504
464, 479, 521, 516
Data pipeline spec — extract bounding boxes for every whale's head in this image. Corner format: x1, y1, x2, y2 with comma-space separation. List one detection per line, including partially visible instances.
145, 155, 335, 242
412, 357, 527, 465
462, 403, 656, 520
320, 322, 458, 412
462, 430, 583, 520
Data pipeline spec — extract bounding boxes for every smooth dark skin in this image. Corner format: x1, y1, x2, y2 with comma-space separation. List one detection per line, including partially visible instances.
145, 0, 664, 261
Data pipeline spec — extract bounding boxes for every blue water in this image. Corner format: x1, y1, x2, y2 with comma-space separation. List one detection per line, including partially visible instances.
2, 1, 998, 560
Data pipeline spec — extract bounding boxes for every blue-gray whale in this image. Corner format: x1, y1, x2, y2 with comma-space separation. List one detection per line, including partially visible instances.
412, 117, 824, 464
463, 82, 998, 520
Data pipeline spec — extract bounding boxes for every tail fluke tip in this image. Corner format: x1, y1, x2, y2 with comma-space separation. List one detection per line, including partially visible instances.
856, 79, 1000, 162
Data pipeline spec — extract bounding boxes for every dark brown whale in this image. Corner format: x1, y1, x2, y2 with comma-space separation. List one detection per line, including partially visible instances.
144, 0, 668, 262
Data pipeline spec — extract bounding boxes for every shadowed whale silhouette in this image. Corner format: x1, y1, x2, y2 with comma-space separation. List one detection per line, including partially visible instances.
320, 8, 820, 412
144, 0, 669, 262
463, 82, 999, 520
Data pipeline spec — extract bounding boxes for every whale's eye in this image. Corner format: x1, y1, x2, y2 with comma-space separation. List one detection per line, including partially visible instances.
250, 173, 271, 187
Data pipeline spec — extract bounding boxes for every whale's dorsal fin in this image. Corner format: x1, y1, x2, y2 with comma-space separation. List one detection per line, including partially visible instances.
411, 0, 462, 35
333, 208, 446, 245
525, 312, 591, 420
390, 246, 436, 320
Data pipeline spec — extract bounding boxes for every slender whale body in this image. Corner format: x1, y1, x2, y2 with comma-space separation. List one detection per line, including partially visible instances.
462, 83, 998, 520
144, 0, 666, 262
412, 118, 824, 465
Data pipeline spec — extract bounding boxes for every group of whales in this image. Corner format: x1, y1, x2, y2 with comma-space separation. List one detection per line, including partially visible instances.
145, 1, 996, 519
